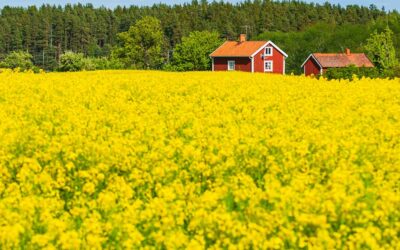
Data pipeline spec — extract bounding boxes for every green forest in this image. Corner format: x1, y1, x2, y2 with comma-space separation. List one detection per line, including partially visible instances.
0, 0, 399, 74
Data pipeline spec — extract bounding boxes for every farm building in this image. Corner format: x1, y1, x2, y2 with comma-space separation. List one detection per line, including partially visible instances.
210, 34, 288, 74
301, 49, 374, 76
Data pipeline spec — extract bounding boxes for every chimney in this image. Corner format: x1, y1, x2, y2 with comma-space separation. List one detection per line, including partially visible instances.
239, 34, 247, 43
346, 48, 351, 56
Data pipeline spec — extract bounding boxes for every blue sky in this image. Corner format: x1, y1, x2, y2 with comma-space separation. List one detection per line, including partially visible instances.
0, 0, 398, 11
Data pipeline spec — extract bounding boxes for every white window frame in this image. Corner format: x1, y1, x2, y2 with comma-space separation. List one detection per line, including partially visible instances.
227, 60, 235, 71
265, 46, 273, 56
265, 60, 273, 72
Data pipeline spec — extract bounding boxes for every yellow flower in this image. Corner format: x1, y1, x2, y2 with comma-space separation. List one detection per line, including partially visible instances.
0, 70, 398, 249
83, 182, 96, 195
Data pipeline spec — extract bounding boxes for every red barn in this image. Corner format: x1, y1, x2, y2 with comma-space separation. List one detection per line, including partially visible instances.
210, 34, 288, 74
301, 49, 374, 76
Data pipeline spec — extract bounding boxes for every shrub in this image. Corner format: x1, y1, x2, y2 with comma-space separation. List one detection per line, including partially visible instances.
59, 52, 126, 72
90, 57, 125, 70
394, 65, 400, 78
58, 51, 86, 72
0, 51, 35, 71
382, 65, 400, 78
325, 65, 380, 80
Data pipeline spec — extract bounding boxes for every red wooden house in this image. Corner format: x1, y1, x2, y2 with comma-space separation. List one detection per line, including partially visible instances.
210, 34, 288, 74
301, 49, 374, 76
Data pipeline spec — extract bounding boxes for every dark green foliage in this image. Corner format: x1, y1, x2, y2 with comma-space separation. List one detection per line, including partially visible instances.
89, 57, 125, 70
394, 65, 400, 78
166, 31, 222, 71
0, 2, 398, 73
382, 65, 400, 78
325, 65, 380, 80
0, 50, 34, 70
255, 23, 376, 74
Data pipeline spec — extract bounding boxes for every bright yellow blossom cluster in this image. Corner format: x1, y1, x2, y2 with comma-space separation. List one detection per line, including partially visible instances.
0, 69, 399, 249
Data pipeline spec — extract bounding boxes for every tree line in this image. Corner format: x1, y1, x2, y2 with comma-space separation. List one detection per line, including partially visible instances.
255, 12, 400, 75
0, 0, 399, 76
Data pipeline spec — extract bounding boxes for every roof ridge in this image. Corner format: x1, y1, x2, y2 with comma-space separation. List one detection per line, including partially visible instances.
225, 40, 268, 43
210, 40, 270, 57
313, 52, 368, 55
310, 52, 374, 68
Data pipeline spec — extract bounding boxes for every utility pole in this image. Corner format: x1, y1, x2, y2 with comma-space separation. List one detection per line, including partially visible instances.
50, 24, 53, 48
242, 25, 251, 37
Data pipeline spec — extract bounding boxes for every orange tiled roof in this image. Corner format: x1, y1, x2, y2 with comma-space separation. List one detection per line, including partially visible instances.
313, 53, 374, 68
210, 41, 267, 57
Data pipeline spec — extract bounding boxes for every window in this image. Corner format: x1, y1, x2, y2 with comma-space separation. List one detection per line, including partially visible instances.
265, 61, 273, 72
265, 47, 273, 56
228, 60, 235, 71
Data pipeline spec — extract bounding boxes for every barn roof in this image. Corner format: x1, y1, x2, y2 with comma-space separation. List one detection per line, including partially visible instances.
302, 52, 374, 68
210, 41, 288, 58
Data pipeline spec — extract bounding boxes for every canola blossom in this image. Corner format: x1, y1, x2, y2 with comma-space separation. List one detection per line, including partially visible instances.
0, 70, 399, 249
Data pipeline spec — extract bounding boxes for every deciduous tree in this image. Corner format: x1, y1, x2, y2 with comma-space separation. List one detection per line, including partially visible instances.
113, 16, 164, 69
169, 31, 222, 71
365, 27, 399, 70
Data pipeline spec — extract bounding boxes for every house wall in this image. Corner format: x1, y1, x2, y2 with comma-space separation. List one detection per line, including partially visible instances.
253, 46, 285, 74
212, 44, 286, 74
304, 57, 322, 76
213, 57, 251, 72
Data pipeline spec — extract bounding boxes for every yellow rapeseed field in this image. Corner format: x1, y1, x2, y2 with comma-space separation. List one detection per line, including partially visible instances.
0, 70, 399, 249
